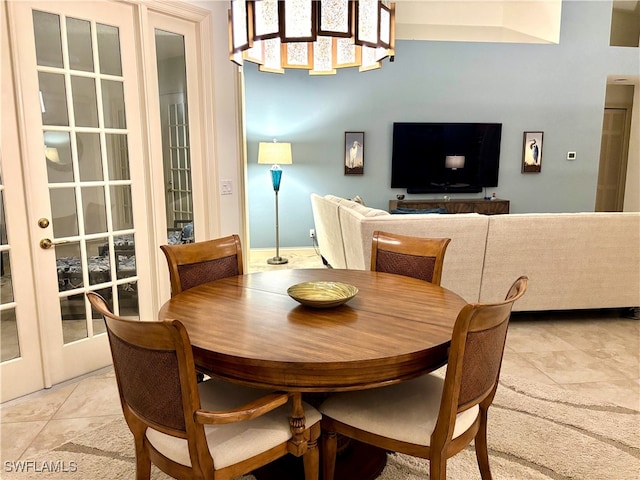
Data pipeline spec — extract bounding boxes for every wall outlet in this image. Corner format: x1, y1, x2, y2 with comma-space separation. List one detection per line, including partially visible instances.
309, 228, 315, 238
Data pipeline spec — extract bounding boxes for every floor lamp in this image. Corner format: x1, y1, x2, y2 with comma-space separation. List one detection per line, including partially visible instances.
258, 141, 292, 265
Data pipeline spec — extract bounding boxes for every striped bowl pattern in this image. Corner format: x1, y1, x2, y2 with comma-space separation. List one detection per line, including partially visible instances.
287, 281, 359, 308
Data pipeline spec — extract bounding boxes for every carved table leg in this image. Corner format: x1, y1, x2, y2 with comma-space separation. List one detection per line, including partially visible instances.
254, 393, 385, 480
287, 393, 309, 457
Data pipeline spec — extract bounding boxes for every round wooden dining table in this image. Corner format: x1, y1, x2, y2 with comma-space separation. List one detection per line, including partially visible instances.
158, 268, 467, 479
158, 268, 466, 391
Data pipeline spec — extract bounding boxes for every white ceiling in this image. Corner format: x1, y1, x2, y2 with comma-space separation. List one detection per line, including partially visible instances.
393, 1, 638, 87
394, 1, 562, 44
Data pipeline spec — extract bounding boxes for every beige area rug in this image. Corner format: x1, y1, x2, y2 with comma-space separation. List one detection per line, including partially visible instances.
5, 375, 638, 480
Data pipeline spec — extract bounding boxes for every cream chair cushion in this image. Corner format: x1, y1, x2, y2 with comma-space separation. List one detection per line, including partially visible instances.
146, 379, 322, 470
319, 373, 478, 446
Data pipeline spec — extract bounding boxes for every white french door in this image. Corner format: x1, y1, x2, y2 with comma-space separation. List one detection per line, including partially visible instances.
144, 9, 209, 301
1, 2, 44, 400
2, 0, 153, 397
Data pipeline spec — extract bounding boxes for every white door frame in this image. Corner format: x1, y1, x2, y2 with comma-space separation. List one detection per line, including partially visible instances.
1, 1, 46, 400
138, 2, 219, 305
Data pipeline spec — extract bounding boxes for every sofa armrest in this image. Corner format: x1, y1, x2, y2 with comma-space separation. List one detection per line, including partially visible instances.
310, 194, 347, 268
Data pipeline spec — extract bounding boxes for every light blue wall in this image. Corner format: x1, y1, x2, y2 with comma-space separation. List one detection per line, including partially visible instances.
245, 1, 639, 248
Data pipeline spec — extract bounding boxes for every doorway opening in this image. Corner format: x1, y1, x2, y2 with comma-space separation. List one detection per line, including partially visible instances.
596, 83, 635, 211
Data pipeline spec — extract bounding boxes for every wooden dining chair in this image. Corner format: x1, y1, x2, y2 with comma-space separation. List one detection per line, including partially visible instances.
160, 234, 243, 296
87, 291, 321, 480
370, 231, 451, 285
319, 276, 528, 480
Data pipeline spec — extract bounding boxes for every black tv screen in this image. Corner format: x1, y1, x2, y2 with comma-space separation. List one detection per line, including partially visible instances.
391, 122, 502, 194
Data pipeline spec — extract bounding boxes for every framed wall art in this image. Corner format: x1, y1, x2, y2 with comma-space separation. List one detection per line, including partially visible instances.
344, 131, 364, 175
522, 131, 543, 173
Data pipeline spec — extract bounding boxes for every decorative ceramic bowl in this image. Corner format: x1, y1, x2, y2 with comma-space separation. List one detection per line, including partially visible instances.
287, 281, 358, 308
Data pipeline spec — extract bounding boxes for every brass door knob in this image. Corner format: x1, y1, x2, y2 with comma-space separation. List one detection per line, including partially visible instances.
39, 238, 71, 249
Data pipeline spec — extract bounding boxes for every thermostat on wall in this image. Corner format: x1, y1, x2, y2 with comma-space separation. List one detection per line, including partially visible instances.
567, 152, 576, 160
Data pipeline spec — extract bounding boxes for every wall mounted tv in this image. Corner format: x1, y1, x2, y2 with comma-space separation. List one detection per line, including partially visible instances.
391, 122, 502, 194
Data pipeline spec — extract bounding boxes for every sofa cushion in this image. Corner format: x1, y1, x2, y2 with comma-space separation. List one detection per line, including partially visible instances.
350, 203, 390, 217
350, 195, 366, 205
329, 196, 390, 217
324, 194, 347, 203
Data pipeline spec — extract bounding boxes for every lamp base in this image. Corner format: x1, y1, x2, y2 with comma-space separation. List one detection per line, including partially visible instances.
267, 256, 288, 265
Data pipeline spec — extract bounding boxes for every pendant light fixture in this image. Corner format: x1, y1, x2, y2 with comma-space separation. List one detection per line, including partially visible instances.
228, 0, 396, 75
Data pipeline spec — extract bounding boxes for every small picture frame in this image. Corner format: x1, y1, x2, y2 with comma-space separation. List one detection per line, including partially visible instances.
522, 131, 543, 173
344, 131, 364, 175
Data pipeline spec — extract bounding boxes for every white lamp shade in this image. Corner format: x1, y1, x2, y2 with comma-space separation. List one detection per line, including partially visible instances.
258, 142, 292, 165
445, 155, 465, 169
45, 147, 60, 163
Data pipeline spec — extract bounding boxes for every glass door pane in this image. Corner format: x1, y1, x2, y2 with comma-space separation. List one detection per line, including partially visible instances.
0, 179, 19, 362
155, 29, 194, 245
32, 8, 141, 344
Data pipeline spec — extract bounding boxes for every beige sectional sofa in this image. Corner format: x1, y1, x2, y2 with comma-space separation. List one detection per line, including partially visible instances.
310, 193, 640, 312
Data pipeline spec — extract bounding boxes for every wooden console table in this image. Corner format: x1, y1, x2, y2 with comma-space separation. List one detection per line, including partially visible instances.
389, 198, 509, 215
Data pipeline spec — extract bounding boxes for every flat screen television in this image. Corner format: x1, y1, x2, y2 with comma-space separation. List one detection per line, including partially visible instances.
391, 122, 502, 194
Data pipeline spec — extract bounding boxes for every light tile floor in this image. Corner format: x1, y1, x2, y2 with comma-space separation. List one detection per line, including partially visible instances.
1, 247, 639, 466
